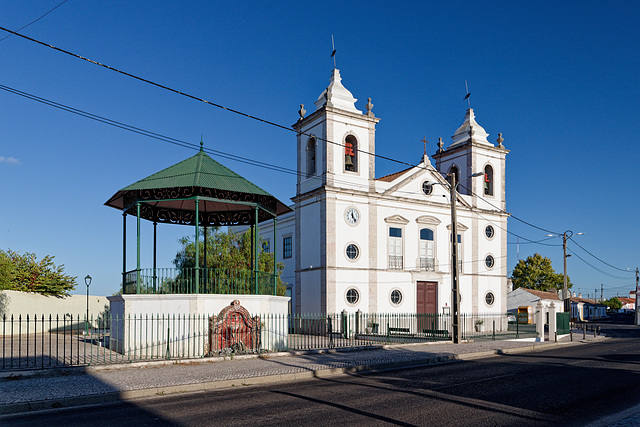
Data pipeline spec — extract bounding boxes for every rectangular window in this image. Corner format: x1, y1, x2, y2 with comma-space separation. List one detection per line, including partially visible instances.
420, 228, 435, 271
388, 227, 403, 269
262, 240, 270, 253
283, 236, 292, 259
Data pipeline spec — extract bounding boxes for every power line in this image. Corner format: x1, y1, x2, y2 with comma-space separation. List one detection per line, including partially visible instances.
569, 236, 633, 273
567, 247, 633, 280
0, 25, 420, 175
0, 26, 582, 240
457, 181, 561, 235
1, 81, 573, 255
0, 0, 69, 43
507, 236, 559, 246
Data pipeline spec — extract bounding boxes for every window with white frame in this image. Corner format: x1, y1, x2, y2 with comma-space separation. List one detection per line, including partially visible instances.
346, 288, 360, 305
388, 227, 403, 269
419, 228, 435, 271
390, 289, 403, 306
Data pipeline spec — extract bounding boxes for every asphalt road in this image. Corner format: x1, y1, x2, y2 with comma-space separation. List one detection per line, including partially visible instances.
4, 320, 640, 427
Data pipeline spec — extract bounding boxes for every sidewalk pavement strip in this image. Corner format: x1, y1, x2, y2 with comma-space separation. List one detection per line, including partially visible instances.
0, 333, 603, 416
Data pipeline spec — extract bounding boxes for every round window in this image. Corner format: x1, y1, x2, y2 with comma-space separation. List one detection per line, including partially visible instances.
346, 244, 359, 260
346, 288, 360, 305
485, 255, 495, 269
390, 289, 402, 305
485, 225, 495, 239
422, 181, 433, 196
485, 292, 495, 307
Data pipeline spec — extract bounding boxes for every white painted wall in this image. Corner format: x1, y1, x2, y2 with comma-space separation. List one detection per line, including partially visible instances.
0, 290, 110, 332
507, 288, 564, 314
107, 294, 290, 356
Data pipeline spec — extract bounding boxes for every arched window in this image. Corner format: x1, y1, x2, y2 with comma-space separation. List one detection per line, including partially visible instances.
344, 135, 357, 172
448, 165, 460, 190
484, 165, 494, 196
306, 138, 316, 177
419, 228, 435, 271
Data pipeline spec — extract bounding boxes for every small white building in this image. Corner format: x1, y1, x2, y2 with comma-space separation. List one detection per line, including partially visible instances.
507, 288, 564, 314
619, 297, 635, 313
241, 68, 510, 316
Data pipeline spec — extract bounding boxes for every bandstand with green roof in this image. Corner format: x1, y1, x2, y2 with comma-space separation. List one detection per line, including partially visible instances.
105, 142, 292, 297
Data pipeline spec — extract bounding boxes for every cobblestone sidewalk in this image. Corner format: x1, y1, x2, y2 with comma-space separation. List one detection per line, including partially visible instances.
0, 334, 598, 415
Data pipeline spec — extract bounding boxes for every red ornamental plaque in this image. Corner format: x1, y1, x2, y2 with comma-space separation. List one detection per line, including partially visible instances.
209, 300, 260, 353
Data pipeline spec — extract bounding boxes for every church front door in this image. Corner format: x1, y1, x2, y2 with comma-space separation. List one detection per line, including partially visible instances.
417, 281, 437, 333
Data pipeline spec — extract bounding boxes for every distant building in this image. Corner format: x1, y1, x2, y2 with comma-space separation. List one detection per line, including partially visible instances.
570, 295, 606, 321
507, 288, 564, 314
618, 297, 635, 313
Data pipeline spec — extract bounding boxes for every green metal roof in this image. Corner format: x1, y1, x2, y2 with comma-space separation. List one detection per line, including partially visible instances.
120, 149, 271, 196
105, 148, 291, 226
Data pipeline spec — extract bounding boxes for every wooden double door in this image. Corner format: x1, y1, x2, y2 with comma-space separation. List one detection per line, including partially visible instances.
417, 281, 437, 332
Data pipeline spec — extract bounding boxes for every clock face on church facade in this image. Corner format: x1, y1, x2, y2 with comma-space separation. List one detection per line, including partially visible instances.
345, 207, 360, 225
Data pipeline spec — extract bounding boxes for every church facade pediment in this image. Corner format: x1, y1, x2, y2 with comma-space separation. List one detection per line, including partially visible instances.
384, 214, 410, 225
446, 222, 469, 232
416, 215, 441, 225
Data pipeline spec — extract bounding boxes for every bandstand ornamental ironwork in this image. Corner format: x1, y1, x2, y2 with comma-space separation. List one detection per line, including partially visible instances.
104, 142, 292, 295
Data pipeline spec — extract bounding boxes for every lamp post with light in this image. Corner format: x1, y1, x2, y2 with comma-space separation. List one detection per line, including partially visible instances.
85, 275, 92, 332
628, 267, 640, 326
547, 231, 584, 313
636, 267, 639, 326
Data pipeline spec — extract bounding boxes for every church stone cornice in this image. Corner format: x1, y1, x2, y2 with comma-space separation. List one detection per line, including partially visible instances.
432, 140, 509, 161
293, 105, 380, 131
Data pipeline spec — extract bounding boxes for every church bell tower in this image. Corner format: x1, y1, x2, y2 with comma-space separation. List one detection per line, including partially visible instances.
291, 69, 380, 314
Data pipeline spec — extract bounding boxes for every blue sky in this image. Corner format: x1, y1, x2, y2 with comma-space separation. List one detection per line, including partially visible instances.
0, 1, 638, 299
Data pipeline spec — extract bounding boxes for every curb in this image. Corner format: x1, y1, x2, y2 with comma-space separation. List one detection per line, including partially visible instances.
0, 337, 596, 416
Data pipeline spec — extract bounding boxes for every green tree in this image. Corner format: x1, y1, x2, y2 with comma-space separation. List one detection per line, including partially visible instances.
603, 297, 623, 311
511, 253, 570, 292
173, 228, 286, 296
0, 249, 77, 297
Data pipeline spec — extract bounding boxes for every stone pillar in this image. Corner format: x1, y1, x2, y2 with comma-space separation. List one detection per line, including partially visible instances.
535, 300, 545, 342
549, 302, 557, 341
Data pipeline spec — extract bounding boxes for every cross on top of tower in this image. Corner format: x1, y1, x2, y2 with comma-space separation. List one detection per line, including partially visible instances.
421, 137, 428, 156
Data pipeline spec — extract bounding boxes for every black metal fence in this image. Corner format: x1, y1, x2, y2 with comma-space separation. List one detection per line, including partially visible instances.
1, 312, 534, 371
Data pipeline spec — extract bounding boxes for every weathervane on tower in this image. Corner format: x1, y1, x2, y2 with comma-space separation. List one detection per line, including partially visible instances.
331, 35, 337, 69
464, 80, 471, 109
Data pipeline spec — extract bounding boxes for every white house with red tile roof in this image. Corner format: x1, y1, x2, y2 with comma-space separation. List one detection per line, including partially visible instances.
618, 297, 635, 313
507, 287, 564, 315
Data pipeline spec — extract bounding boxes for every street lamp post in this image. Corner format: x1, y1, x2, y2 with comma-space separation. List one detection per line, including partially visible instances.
548, 231, 584, 313
85, 275, 92, 332
562, 231, 571, 313
636, 267, 639, 326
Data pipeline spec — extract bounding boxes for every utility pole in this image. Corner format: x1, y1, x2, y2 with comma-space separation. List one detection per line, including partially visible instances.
600, 284, 603, 302
550, 230, 583, 311
563, 232, 569, 312
636, 267, 640, 326
451, 173, 460, 344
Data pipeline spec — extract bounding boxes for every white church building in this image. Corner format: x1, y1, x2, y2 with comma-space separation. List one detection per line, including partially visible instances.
242, 68, 509, 317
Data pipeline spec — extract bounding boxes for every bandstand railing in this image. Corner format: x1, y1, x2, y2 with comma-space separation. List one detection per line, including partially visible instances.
124, 267, 278, 295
